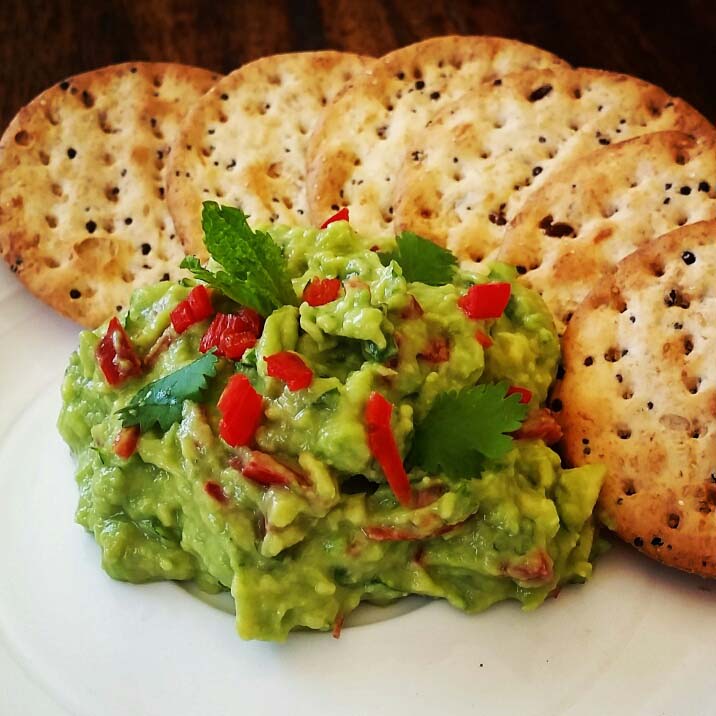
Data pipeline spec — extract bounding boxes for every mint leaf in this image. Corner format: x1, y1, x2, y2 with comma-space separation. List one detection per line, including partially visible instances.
410, 383, 529, 479
389, 231, 457, 286
117, 352, 219, 432
181, 202, 296, 316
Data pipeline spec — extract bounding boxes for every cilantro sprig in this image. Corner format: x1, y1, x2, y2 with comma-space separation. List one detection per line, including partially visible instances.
181, 202, 296, 317
383, 231, 457, 286
116, 352, 218, 431
410, 383, 529, 479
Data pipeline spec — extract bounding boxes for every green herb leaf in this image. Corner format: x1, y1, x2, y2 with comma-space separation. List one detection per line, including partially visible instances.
181, 202, 296, 316
388, 231, 457, 286
361, 334, 398, 363
410, 383, 529, 479
116, 352, 219, 432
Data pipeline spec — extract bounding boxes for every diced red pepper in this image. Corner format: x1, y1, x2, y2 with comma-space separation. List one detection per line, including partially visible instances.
458, 282, 511, 320
170, 285, 213, 334
475, 330, 493, 348
96, 317, 142, 386
514, 408, 562, 445
114, 426, 140, 459
169, 302, 195, 334
220, 331, 257, 360
418, 336, 450, 363
204, 480, 228, 504
265, 352, 314, 391
320, 207, 349, 228
187, 284, 212, 317
506, 385, 533, 404
302, 277, 342, 307
400, 295, 424, 320
364, 392, 412, 507
200, 309, 263, 358
217, 374, 264, 447
230, 450, 304, 487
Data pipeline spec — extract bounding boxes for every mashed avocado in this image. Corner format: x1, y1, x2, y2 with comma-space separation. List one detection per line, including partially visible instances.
58, 217, 605, 641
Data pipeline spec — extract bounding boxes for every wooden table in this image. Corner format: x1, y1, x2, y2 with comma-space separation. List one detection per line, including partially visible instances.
2, 0, 715, 130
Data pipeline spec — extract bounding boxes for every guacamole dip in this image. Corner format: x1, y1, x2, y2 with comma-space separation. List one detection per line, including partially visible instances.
58, 203, 605, 641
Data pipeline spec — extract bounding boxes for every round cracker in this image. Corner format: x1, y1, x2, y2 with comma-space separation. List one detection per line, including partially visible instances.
166, 51, 374, 257
498, 130, 716, 333
0, 62, 220, 328
306, 35, 567, 237
393, 67, 713, 261
556, 220, 716, 576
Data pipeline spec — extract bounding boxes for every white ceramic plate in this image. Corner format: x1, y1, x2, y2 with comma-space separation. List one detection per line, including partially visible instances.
1, 262, 715, 716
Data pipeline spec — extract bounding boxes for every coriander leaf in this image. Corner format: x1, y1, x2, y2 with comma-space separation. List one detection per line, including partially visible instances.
181, 202, 296, 316
116, 352, 218, 432
361, 334, 398, 363
410, 383, 529, 479
389, 231, 457, 285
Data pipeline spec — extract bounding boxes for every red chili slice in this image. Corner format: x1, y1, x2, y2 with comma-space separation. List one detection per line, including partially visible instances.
458, 282, 511, 320
364, 392, 412, 507
204, 480, 228, 504
217, 374, 264, 447
331, 613, 344, 639
475, 330, 493, 348
230, 450, 304, 487
170, 285, 213, 334
96, 317, 142, 386
320, 207, 349, 228
302, 277, 342, 307
114, 426, 140, 459
418, 336, 450, 363
506, 385, 533, 404
264, 352, 313, 391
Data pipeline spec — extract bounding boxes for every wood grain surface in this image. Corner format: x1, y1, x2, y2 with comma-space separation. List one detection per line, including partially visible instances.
1, 0, 715, 131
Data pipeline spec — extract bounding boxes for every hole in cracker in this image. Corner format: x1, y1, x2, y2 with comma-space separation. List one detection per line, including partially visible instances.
267, 163, 281, 179
67, 147, 77, 159
683, 336, 694, 355
45, 215, 58, 229
650, 261, 665, 277
69, 288, 81, 299
623, 480, 637, 496
667, 513, 680, 529
376, 125, 387, 140
683, 375, 701, 395
39, 150, 50, 166
51, 183, 63, 197
664, 288, 690, 309
105, 186, 120, 202
583, 356, 594, 367
603, 347, 622, 363
622, 389, 633, 400
539, 215, 576, 238
81, 90, 95, 108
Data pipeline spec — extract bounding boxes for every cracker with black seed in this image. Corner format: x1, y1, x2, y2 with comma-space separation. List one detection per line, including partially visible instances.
306, 36, 567, 237
166, 51, 373, 257
556, 220, 716, 576
498, 130, 716, 333
393, 67, 712, 261
0, 62, 220, 327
